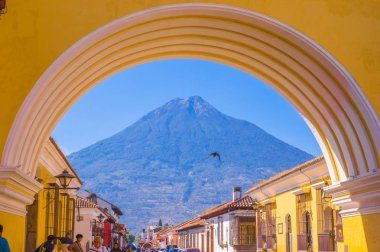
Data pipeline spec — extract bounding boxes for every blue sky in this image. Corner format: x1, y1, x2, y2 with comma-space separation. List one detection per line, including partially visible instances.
52, 59, 321, 156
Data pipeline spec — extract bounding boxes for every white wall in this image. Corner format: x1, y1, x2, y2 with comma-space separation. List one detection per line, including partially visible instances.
206, 213, 232, 252
74, 208, 102, 249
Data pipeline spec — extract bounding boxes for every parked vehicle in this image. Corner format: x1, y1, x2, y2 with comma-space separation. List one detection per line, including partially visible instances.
183, 248, 201, 252
166, 245, 178, 252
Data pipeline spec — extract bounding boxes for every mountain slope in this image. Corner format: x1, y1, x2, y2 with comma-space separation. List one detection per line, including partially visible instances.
68, 96, 313, 233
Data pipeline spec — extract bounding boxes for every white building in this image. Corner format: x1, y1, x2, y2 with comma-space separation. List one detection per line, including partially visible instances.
75, 191, 126, 249
199, 187, 257, 252
177, 218, 206, 250
74, 197, 108, 249
176, 188, 256, 252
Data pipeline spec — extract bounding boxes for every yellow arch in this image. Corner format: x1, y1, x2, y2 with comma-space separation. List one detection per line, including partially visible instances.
0, 1, 379, 251
2, 3, 379, 183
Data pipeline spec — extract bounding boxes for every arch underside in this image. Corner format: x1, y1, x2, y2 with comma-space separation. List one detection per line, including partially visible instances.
1, 4, 379, 185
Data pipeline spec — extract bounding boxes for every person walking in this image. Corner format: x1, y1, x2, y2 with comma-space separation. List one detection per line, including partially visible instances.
35, 235, 56, 252
68, 234, 83, 252
110, 243, 122, 252
60, 231, 74, 252
89, 237, 107, 252
0, 225, 10, 252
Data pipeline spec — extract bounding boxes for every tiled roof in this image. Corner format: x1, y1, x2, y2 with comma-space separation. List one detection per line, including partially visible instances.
230, 195, 256, 209
159, 226, 175, 235
76, 196, 98, 208
175, 218, 205, 231
199, 195, 255, 219
199, 201, 232, 219
76, 196, 118, 223
246, 156, 325, 194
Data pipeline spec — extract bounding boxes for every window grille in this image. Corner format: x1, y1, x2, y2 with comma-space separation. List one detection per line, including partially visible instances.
59, 200, 64, 237
196, 233, 199, 248
296, 193, 312, 250
45, 191, 55, 236
239, 222, 255, 245
65, 195, 72, 233
316, 189, 334, 233
256, 208, 264, 248
270, 203, 277, 248
217, 216, 224, 245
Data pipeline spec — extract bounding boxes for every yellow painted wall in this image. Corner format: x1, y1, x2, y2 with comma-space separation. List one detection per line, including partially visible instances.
0, 0, 379, 158
35, 165, 51, 245
0, 212, 26, 251
342, 213, 380, 252
264, 189, 380, 252
274, 192, 298, 252
35, 165, 73, 244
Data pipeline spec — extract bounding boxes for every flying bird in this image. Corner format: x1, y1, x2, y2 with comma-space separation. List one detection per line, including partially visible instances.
208, 152, 221, 160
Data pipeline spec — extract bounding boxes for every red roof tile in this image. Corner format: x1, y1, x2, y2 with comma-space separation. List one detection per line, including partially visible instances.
199, 195, 255, 219
76, 196, 98, 208
175, 218, 205, 231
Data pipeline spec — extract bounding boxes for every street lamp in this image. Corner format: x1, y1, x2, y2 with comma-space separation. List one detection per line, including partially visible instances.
56, 170, 76, 188
44, 169, 79, 190
97, 213, 105, 223
92, 214, 105, 243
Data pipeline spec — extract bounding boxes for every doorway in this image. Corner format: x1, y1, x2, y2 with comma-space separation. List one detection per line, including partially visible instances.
25, 195, 39, 251
285, 214, 292, 252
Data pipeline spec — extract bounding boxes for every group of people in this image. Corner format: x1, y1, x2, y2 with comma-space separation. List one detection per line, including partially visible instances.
36, 233, 125, 252
0, 224, 128, 252
34, 232, 83, 252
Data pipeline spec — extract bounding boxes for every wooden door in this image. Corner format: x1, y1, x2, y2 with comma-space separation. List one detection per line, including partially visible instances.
285, 215, 292, 252
25, 195, 39, 251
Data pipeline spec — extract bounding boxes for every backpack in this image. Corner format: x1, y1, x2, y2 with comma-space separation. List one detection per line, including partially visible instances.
34, 243, 47, 252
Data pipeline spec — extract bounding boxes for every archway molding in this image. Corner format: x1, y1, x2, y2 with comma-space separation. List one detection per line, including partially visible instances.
1, 4, 379, 215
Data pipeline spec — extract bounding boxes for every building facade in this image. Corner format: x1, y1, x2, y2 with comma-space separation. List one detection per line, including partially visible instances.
76, 190, 125, 248
200, 192, 256, 252
247, 156, 341, 252
25, 137, 82, 251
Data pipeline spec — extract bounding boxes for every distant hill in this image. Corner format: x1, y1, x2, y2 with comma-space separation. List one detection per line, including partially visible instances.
68, 96, 313, 233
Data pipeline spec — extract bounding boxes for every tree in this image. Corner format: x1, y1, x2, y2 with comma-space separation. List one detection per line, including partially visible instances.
158, 218, 163, 227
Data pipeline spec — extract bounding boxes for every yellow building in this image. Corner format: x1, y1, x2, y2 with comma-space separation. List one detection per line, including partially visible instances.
247, 157, 344, 252
3, 137, 82, 251
0, 1, 379, 251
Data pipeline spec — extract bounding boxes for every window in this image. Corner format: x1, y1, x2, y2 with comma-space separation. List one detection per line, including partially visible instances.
265, 203, 277, 249
45, 191, 55, 236
217, 216, 224, 244
316, 189, 335, 251
59, 199, 64, 237
239, 222, 255, 245
296, 193, 312, 250
316, 189, 334, 233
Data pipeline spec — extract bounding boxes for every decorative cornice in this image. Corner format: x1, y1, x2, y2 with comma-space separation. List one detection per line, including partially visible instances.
247, 159, 328, 201
0, 185, 35, 216
324, 171, 380, 217
0, 167, 42, 216
0, 166, 42, 195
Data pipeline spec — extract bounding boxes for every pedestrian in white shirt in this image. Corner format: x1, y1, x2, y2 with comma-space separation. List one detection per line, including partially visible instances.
89, 236, 107, 252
